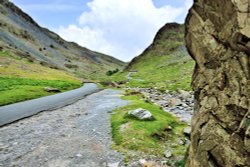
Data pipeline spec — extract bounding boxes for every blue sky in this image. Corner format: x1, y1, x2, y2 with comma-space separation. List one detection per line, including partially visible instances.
11, 0, 193, 61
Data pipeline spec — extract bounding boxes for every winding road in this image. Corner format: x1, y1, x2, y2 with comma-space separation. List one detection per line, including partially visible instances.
0, 89, 129, 167
0, 83, 100, 127
127, 71, 144, 82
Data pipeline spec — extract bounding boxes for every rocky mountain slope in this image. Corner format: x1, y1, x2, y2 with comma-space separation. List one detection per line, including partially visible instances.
126, 23, 188, 70
0, 0, 125, 79
119, 23, 194, 90
185, 0, 250, 166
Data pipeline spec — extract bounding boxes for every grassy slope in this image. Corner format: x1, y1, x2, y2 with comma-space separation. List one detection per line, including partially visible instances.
111, 91, 187, 162
0, 0, 125, 81
114, 54, 194, 91
0, 50, 81, 106
106, 23, 195, 91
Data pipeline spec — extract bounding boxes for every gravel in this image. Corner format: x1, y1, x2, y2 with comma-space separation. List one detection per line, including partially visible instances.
0, 89, 129, 167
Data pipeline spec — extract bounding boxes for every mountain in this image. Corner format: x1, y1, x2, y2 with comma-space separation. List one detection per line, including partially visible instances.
120, 23, 194, 90
0, 0, 125, 80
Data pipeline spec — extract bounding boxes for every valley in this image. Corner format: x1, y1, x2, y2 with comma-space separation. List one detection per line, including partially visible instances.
2, 0, 247, 167
107, 23, 194, 91
0, 2, 194, 166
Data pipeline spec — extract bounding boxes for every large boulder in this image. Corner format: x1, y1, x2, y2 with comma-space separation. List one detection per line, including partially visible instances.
128, 108, 154, 121
185, 0, 250, 167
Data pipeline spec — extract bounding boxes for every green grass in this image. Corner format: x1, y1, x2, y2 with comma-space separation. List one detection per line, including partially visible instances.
101, 24, 195, 91
106, 54, 194, 91
0, 50, 82, 106
0, 77, 81, 106
111, 90, 187, 157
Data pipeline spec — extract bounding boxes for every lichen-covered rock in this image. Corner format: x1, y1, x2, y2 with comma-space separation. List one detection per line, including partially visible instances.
185, 0, 250, 166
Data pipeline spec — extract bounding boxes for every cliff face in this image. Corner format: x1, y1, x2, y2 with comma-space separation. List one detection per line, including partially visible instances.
185, 0, 250, 166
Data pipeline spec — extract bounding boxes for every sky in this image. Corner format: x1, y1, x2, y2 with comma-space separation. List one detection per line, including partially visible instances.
11, 0, 193, 62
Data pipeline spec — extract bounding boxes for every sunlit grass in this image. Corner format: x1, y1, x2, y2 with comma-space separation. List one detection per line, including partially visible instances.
111, 90, 187, 156
105, 54, 194, 91
0, 51, 81, 106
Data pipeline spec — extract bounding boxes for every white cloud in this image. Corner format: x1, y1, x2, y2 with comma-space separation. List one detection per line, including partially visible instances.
58, 0, 190, 61
185, 0, 193, 12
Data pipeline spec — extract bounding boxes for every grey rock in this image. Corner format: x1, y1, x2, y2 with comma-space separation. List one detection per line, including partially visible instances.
108, 162, 120, 167
128, 108, 154, 120
177, 139, 185, 145
183, 127, 191, 136
76, 153, 82, 157
164, 148, 172, 158
168, 98, 182, 107
177, 89, 191, 100
43, 86, 60, 92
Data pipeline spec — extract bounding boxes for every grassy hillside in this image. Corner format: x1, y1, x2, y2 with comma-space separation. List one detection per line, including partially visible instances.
0, 50, 81, 106
107, 23, 194, 91
0, 0, 126, 105
0, 0, 125, 80
125, 54, 194, 91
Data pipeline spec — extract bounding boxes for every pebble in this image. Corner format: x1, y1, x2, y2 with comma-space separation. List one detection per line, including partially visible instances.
76, 153, 82, 157
108, 162, 120, 167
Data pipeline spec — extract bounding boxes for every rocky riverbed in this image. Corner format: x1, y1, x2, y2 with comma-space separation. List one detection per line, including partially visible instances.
127, 88, 194, 125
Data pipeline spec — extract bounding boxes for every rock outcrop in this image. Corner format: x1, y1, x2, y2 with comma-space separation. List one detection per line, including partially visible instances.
185, 0, 250, 167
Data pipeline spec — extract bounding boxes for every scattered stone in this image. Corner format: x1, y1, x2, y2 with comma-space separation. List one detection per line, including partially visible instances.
165, 125, 172, 131
127, 88, 194, 125
164, 148, 172, 158
177, 139, 185, 145
139, 160, 166, 167
168, 98, 182, 107
177, 89, 191, 100
183, 127, 191, 136
128, 108, 154, 121
76, 153, 82, 157
108, 162, 120, 167
43, 86, 60, 92
161, 160, 168, 165
139, 159, 147, 165
60, 134, 67, 137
